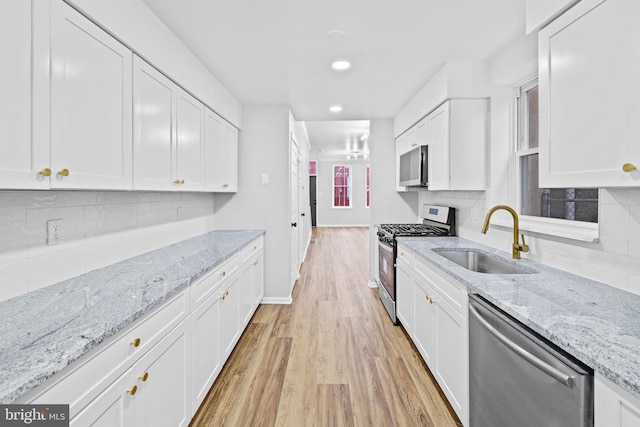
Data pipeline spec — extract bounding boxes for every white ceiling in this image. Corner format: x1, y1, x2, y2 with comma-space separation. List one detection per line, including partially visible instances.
304, 120, 370, 161
142, 0, 526, 157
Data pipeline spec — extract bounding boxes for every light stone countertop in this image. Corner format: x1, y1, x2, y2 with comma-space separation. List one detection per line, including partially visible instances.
0, 229, 265, 404
397, 235, 640, 400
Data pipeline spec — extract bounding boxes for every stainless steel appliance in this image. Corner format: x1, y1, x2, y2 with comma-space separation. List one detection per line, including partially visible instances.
376, 205, 455, 323
469, 294, 593, 427
399, 144, 428, 187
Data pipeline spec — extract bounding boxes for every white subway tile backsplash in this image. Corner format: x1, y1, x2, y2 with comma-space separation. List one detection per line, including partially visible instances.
0, 191, 215, 303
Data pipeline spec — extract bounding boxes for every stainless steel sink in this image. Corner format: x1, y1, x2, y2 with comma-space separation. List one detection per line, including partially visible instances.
434, 249, 536, 274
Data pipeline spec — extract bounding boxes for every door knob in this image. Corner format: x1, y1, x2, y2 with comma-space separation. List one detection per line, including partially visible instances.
301, 213, 306, 217
291, 222, 297, 227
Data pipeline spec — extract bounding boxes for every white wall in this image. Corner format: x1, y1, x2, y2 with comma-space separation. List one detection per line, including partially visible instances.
418, 33, 640, 295
367, 119, 420, 285
0, 191, 215, 302
316, 160, 371, 227
213, 105, 293, 303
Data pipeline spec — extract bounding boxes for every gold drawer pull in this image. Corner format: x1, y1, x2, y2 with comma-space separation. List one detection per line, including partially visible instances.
222, 184, 229, 188
39, 168, 52, 177
173, 179, 185, 184
623, 163, 637, 173
127, 385, 138, 395
139, 372, 149, 382
130, 338, 141, 347
57, 168, 70, 177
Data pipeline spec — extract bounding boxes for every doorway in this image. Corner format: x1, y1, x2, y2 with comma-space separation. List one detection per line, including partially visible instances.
310, 176, 317, 226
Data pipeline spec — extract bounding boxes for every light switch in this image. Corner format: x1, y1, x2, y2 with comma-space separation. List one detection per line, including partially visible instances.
261, 173, 269, 184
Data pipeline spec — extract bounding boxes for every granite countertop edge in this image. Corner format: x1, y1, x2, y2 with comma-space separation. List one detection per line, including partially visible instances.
0, 229, 265, 404
396, 235, 640, 401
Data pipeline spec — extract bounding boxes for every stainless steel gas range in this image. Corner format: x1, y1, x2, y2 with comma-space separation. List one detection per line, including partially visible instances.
376, 205, 456, 324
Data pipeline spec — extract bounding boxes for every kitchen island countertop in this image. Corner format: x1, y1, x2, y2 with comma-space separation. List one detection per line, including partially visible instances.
0, 229, 264, 404
397, 235, 640, 401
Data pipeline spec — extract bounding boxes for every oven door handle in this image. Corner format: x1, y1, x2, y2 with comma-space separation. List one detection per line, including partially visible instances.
469, 304, 575, 388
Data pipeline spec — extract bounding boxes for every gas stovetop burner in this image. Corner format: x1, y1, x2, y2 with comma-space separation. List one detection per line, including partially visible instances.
379, 223, 450, 237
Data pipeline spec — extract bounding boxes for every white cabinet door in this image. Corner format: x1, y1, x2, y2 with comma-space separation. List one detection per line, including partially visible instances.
539, 0, 640, 188
426, 102, 451, 191
395, 134, 407, 191
413, 278, 436, 368
595, 373, 640, 427
134, 320, 190, 427
0, 0, 48, 189
396, 262, 414, 335
219, 276, 241, 361
175, 90, 205, 191
204, 109, 239, 192
251, 251, 264, 308
71, 366, 135, 427
238, 261, 254, 329
434, 297, 469, 426
133, 57, 175, 191
191, 292, 221, 412
50, 0, 133, 190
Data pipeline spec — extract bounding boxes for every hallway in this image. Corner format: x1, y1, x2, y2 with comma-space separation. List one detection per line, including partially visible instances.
191, 227, 461, 426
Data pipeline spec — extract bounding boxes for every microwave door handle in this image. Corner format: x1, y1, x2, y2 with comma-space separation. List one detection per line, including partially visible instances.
469, 305, 575, 388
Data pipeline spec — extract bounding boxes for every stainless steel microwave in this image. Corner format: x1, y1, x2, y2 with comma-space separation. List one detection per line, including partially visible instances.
399, 145, 428, 187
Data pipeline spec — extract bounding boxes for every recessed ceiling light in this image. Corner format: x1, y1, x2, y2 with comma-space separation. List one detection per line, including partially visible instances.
326, 29, 346, 40
329, 105, 343, 113
331, 60, 351, 71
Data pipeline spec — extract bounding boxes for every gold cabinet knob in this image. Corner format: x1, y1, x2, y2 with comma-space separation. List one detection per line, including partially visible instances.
139, 372, 149, 382
623, 163, 637, 173
39, 168, 52, 177
181, 179, 185, 184
253, 246, 257, 250
57, 168, 70, 177
127, 385, 138, 395
130, 338, 141, 347
253, 260, 258, 266
222, 184, 229, 188
220, 271, 226, 277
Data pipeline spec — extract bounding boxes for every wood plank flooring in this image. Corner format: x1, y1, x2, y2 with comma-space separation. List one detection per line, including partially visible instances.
191, 227, 461, 427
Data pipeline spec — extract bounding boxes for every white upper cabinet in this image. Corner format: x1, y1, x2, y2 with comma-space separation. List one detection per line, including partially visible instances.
539, 0, 640, 188
427, 99, 487, 191
525, 0, 581, 33
0, 0, 48, 189
50, 0, 133, 190
134, 57, 207, 192
204, 108, 238, 192
175, 90, 205, 191
133, 57, 176, 191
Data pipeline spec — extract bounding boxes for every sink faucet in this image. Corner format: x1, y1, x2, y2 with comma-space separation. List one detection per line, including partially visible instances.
481, 205, 529, 259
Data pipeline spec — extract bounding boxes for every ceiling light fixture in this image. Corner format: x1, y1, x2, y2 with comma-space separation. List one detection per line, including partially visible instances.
331, 60, 351, 71
329, 105, 343, 113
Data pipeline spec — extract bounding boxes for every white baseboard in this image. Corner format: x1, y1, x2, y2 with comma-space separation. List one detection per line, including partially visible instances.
367, 279, 379, 289
260, 296, 293, 305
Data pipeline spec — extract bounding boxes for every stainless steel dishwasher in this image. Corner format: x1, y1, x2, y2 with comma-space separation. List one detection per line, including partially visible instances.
469, 294, 593, 427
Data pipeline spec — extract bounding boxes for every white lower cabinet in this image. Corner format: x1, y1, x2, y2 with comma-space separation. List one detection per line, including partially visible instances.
191, 292, 221, 412
27, 236, 264, 426
396, 262, 414, 335
397, 243, 469, 426
595, 373, 640, 427
72, 318, 190, 427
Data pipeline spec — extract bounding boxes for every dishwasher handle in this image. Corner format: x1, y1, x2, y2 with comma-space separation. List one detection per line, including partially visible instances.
469, 304, 575, 388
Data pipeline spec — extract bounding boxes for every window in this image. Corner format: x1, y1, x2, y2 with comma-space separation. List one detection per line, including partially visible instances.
309, 160, 317, 176
333, 165, 351, 207
365, 165, 371, 208
516, 79, 598, 225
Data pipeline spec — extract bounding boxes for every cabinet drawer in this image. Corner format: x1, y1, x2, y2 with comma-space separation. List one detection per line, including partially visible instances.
240, 237, 264, 263
414, 256, 467, 316
32, 290, 188, 418
397, 244, 414, 268
191, 254, 241, 308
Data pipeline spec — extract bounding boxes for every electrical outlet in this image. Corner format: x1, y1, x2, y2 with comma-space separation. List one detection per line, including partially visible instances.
47, 219, 64, 245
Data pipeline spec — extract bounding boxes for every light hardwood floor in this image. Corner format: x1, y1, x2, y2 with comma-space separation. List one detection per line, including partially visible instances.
191, 227, 461, 427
